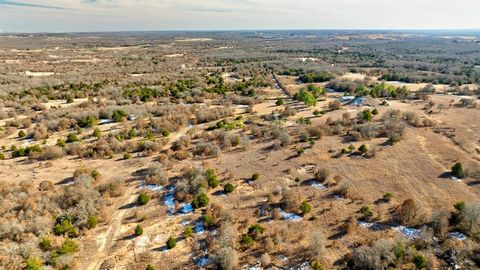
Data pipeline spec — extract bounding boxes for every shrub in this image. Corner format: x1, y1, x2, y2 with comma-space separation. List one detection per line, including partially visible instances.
0, 153, 4, 160
328, 100, 341, 110
162, 129, 171, 137
184, 226, 193, 238
252, 173, 260, 181
38, 145, 64, 160
146, 163, 167, 185
137, 193, 150, 205
360, 110, 373, 122
191, 192, 209, 209
166, 236, 177, 249
397, 199, 422, 225
217, 246, 239, 270
308, 229, 325, 258
300, 201, 312, 215
454, 201, 466, 212
24, 257, 42, 270
351, 239, 400, 269
241, 234, 254, 246
53, 219, 78, 237
413, 254, 427, 269
123, 152, 132, 160
91, 169, 101, 180
360, 206, 373, 221
294, 88, 317, 107
59, 239, 79, 255
66, 133, 79, 143
394, 242, 406, 259
56, 139, 66, 148
78, 115, 98, 128
39, 237, 52, 251
372, 108, 379, 115
135, 225, 143, 236
297, 148, 305, 155
383, 193, 393, 202
206, 169, 219, 188
313, 109, 322, 116
314, 168, 329, 182
358, 144, 368, 154
203, 215, 214, 227
32, 125, 49, 141
93, 128, 102, 138
386, 136, 400, 145
128, 129, 138, 138
146, 265, 155, 270
12, 145, 43, 158
224, 183, 235, 194
87, 215, 98, 229
112, 109, 128, 122
18, 130, 26, 138
276, 98, 284, 106
260, 253, 271, 267
311, 260, 324, 270
457, 202, 480, 236
451, 162, 464, 178
247, 224, 265, 238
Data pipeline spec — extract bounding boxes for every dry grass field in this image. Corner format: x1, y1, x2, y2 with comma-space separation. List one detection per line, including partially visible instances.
0, 31, 479, 270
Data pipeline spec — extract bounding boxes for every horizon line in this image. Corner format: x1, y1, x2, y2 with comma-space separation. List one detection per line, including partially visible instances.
1, 28, 480, 35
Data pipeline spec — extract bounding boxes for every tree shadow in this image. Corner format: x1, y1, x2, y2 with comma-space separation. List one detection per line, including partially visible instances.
152, 246, 169, 252
285, 154, 299, 160
212, 190, 226, 196
328, 223, 348, 240
438, 172, 453, 179
374, 198, 390, 205
119, 202, 137, 210
55, 177, 74, 185
120, 234, 137, 241
467, 180, 480, 186
132, 168, 149, 178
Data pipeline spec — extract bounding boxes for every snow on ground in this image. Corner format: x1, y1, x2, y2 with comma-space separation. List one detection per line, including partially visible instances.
164, 187, 176, 214
280, 210, 302, 221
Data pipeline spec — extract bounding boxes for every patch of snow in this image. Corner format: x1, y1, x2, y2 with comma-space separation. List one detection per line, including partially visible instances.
164, 187, 176, 214
259, 207, 267, 217
140, 184, 163, 192
280, 210, 302, 221
99, 119, 113, 124
358, 221, 374, 228
194, 222, 205, 234
333, 195, 344, 201
179, 203, 193, 214
311, 181, 328, 190
451, 176, 462, 182
288, 262, 310, 270
358, 221, 438, 240
196, 256, 212, 267
448, 231, 467, 241
393, 226, 421, 240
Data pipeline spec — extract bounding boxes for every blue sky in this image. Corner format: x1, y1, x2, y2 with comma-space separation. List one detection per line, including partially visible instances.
0, 0, 479, 32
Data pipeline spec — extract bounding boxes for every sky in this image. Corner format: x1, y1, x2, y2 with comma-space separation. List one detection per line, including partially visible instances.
0, 0, 479, 33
